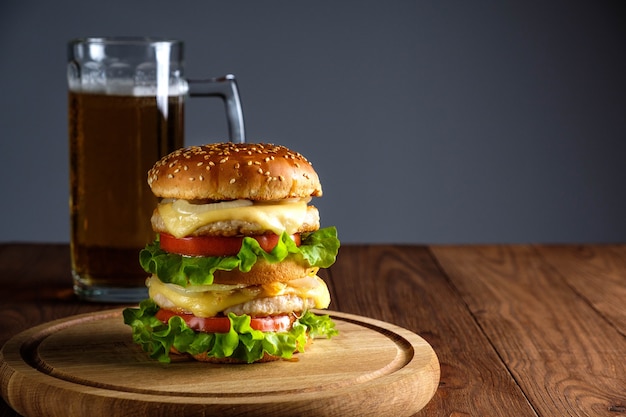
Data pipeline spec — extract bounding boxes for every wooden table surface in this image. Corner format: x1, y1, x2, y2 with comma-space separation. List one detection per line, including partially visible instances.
1, 243, 625, 417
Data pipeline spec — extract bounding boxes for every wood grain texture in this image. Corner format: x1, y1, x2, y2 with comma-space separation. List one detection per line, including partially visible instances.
0, 309, 438, 417
325, 245, 537, 416
2, 243, 625, 417
0, 244, 134, 417
535, 245, 626, 337
430, 245, 626, 417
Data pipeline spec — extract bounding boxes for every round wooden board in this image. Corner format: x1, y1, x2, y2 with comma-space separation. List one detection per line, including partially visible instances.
0, 309, 439, 417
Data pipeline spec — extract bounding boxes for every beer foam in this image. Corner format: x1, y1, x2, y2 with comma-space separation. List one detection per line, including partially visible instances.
69, 80, 188, 96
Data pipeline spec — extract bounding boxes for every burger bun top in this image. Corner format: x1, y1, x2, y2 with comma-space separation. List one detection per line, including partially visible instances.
148, 142, 322, 201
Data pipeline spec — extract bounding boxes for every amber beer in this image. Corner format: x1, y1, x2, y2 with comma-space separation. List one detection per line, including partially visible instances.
69, 91, 184, 297
68, 37, 244, 302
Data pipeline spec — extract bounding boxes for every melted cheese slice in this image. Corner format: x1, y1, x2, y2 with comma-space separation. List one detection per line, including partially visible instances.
157, 199, 309, 238
147, 274, 330, 318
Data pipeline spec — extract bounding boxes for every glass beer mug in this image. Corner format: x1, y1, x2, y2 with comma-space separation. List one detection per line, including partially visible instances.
67, 37, 245, 302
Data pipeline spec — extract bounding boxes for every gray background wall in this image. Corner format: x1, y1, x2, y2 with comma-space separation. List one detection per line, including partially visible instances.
1, 1, 625, 244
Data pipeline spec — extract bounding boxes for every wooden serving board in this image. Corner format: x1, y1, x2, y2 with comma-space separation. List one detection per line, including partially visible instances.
0, 309, 439, 417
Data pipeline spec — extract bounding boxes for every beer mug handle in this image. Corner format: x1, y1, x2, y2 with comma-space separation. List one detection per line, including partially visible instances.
187, 74, 246, 143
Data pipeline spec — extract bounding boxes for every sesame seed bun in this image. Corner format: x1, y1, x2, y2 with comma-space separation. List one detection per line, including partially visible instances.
148, 143, 322, 201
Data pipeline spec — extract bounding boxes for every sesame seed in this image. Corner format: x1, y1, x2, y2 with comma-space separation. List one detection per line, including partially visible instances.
229, 178, 236, 184
174, 168, 180, 173
197, 162, 204, 166
234, 162, 240, 169
167, 174, 174, 179
189, 177, 195, 181
183, 165, 189, 171
219, 158, 228, 164
199, 175, 204, 181
278, 175, 285, 181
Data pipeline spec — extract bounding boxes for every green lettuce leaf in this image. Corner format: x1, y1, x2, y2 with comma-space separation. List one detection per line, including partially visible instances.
140, 227, 340, 287
123, 299, 338, 364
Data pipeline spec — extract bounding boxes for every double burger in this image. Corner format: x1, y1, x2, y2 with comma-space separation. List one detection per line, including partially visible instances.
123, 142, 340, 363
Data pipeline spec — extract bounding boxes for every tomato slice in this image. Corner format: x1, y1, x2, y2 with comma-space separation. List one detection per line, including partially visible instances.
159, 233, 301, 257
155, 309, 294, 333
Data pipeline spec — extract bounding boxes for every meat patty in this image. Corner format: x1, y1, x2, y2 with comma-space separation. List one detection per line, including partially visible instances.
224, 294, 319, 316
151, 205, 320, 237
